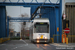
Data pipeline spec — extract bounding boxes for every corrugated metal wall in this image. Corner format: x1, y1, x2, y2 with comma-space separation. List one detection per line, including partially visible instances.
0, 6, 6, 38
65, 3, 75, 43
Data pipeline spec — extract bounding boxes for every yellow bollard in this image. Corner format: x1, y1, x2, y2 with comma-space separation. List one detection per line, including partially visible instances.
51, 38, 54, 43
63, 37, 65, 44
66, 37, 68, 44
62, 32, 66, 44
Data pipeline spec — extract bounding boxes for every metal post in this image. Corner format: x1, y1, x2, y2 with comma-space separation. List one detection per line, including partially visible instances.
66, 21, 68, 44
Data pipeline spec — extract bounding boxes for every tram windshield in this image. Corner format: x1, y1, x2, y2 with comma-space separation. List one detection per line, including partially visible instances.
34, 23, 49, 33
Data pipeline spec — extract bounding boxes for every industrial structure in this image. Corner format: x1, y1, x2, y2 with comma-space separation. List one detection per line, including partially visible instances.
0, 0, 62, 43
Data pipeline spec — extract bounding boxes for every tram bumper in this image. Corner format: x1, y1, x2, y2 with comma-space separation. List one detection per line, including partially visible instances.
33, 39, 50, 43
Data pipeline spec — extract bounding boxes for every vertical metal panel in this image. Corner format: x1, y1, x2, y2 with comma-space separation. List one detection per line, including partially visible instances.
0, 6, 6, 38
59, 0, 62, 43
72, 5, 73, 43
49, 8, 53, 38
65, 3, 75, 43
70, 5, 72, 43
74, 6, 75, 42
72, 5, 74, 43
0, 9, 1, 38
53, 7, 56, 34
50, 8, 53, 38
55, 7, 59, 43
68, 5, 71, 43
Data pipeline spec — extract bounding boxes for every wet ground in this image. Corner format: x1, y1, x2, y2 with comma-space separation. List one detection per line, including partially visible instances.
0, 40, 75, 50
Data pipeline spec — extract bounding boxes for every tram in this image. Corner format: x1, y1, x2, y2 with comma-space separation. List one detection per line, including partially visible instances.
29, 18, 50, 43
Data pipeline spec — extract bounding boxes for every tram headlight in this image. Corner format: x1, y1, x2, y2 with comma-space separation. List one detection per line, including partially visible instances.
37, 40, 39, 43
44, 37, 47, 39
37, 37, 39, 39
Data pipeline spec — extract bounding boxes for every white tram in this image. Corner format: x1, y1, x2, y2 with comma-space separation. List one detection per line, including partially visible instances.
29, 18, 50, 43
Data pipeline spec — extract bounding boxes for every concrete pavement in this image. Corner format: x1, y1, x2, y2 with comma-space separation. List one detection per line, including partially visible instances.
0, 40, 75, 50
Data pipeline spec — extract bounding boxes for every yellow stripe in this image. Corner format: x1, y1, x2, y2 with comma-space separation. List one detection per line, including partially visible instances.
53, 34, 60, 36
68, 35, 75, 37
0, 37, 10, 43
50, 35, 60, 43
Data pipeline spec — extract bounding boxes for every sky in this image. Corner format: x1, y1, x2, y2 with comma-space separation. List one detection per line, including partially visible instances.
6, 6, 30, 17
0, 0, 75, 32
